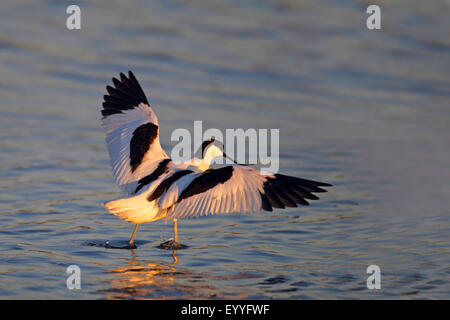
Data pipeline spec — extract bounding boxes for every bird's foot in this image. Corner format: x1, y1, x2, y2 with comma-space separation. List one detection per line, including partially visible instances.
104, 240, 137, 249
157, 238, 189, 250
124, 242, 137, 249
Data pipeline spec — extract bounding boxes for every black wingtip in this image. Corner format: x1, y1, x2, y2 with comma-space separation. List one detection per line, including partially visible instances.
112, 77, 121, 88
319, 182, 333, 187
102, 71, 149, 117
260, 174, 331, 211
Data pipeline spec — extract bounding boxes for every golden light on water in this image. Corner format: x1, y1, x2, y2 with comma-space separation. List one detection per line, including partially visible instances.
104, 251, 257, 299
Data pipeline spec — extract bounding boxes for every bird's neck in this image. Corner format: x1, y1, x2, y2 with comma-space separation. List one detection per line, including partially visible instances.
184, 158, 211, 172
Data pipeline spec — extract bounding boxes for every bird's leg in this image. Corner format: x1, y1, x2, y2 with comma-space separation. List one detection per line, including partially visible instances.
173, 219, 178, 243
128, 224, 139, 248
172, 250, 179, 265
157, 219, 187, 250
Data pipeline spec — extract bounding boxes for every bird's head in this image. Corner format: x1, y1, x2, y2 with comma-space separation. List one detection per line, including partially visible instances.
201, 138, 246, 166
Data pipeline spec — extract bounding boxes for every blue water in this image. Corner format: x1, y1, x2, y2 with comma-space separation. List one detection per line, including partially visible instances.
0, 0, 449, 299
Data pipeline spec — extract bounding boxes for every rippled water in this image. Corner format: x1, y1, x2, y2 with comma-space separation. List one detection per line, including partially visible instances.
0, 0, 449, 299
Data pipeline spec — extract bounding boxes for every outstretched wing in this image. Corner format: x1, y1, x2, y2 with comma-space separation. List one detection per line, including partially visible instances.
101, 71, 169, 195
156, 166, 331, 219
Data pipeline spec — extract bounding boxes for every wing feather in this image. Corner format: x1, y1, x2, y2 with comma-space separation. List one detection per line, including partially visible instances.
162, 166, 331, 219
101, 71, 168, 195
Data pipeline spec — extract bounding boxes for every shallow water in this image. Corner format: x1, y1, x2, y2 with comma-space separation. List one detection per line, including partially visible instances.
0, 0, 449, 299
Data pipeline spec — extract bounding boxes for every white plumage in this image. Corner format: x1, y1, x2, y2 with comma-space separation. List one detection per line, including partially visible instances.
161, 166, 268, 219
102, 103, 167, 195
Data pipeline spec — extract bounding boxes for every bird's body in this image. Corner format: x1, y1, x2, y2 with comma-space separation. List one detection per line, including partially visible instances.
101, 71, 331, 248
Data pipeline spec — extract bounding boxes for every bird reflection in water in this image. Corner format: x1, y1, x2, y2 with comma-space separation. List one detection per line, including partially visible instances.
105, 249, 180, 300
104, 249, 254, 299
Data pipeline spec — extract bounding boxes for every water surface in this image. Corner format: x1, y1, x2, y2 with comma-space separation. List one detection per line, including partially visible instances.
0, 0, 449, 299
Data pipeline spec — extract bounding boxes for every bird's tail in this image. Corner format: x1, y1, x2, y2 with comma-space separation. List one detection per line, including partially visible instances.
103, 194, 165, 224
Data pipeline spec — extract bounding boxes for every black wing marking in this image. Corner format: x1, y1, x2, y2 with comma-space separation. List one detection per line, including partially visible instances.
177, 166, 234, 203
130, 123, 159, 172
147, 170, 194, 202
134, 158, 171, 194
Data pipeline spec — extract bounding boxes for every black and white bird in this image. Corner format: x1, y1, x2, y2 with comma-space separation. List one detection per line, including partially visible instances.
101, 71, 331, 249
